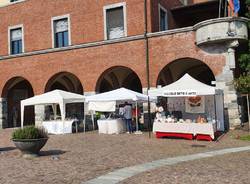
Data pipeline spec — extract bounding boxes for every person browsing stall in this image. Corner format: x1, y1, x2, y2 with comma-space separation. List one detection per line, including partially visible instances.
124, 102, 132, 133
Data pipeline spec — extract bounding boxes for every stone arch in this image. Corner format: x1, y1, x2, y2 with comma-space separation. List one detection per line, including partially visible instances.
96, 66, 143, 93
1, 76, 34, 128
157, 58, 216, 86
44, 72, 84, 120
45, 72, 83, 94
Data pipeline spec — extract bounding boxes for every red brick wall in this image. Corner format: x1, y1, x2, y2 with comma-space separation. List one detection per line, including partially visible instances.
0, 0, 226, 96
0, 39, 148, 95
0, 0, 186, 56
148, 32, 225, 86
0, 0, 146, 55
0, 32, 226, 96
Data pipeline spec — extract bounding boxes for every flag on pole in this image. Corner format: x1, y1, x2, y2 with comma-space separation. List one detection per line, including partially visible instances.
227, 0, 240, 16
228, 0, 234, 10
233, 0, 240, 13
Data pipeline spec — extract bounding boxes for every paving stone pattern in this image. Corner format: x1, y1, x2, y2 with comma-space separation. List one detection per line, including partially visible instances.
85, 146, 250, 184
1, 129, 250, 184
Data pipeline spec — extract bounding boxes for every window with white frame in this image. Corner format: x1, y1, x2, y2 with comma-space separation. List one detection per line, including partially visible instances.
53, 17, 69, 48
10, 27, 23, 55
104, 3, 126, 40
159, 5, 168, 31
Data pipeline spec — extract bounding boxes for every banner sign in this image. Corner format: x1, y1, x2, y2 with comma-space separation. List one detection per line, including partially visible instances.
163, 90, 197, 97
185, 96, 205, 113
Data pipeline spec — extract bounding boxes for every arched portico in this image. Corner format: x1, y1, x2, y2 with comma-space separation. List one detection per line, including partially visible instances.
1, 77, 34, 128
96, 66, 143, 93
156, 58, 216, 87
44, 72, 84, 120
45, 72, 83, 94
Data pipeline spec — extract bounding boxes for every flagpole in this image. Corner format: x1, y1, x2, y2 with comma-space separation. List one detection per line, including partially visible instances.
219, 0, 222, 17
224, 0, 227, 17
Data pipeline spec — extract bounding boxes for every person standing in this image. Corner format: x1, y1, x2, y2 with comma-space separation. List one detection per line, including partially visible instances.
124, 102, 132, 133
12, 105, 18, 127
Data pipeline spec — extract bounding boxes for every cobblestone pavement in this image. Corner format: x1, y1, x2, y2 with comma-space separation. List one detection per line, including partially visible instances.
121, 151, 250, 184
1, 128, 250, 184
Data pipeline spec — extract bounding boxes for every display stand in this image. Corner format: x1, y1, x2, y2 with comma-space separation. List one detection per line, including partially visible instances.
86, 88, 152, 135
153, 121, 216, 140
149, 74, 224, 141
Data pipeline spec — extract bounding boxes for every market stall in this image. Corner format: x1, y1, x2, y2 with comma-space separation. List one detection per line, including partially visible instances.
97, 118, 126, 134
85, 88, 150, 134
149, 74, 224, 141
21, 90, 85, 134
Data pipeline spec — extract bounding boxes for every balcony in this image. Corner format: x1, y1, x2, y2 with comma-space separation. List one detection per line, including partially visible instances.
194, 17, 249, 45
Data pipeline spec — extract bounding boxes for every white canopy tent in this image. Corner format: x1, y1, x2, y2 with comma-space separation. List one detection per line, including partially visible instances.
21, 90, 85, 129
149, 74, 216, 97
148, 74, 224, 131
86, 87, 151, 112
86, 88, 149, 103
85, 87, 152, 133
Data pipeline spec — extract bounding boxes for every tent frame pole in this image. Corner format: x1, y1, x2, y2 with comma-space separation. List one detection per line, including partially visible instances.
91, 111, 95, 130
21, 106, 24, 129
214, 94, 218, 132
147, 95, 151, 138
136, 101, 138, 132
53, 104, 57, 120
83, 113, 86, 133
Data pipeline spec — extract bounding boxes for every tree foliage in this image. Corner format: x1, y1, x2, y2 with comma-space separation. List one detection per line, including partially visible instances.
234, 75, 250, 94
234, 2, 250, 94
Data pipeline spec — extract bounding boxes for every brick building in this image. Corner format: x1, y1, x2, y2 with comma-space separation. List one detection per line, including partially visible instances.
0, 0, 248, 129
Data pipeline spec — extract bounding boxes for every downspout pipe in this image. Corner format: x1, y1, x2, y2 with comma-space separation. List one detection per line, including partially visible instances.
144, 0, 150, 89
144, 0, 152, 137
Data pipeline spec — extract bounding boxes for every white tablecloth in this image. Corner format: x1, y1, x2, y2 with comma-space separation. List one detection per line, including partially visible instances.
42, 120, 76, 134
153, 122, 216, 139
97, 118, 126, 134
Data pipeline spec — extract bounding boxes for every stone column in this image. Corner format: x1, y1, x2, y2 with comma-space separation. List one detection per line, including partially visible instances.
216, 40, 241, 129
0, 98, 8, 129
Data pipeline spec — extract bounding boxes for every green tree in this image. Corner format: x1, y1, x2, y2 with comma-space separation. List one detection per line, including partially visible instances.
235, 1, 250, 94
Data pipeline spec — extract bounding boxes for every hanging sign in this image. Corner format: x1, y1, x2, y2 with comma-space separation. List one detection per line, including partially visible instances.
163, 90, 197, 97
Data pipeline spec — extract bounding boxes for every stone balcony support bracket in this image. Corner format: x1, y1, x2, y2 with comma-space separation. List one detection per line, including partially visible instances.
226, 40, 239, 69
194, 17, 248, 46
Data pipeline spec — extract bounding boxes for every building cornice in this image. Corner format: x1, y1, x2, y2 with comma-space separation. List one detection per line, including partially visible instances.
0, 35, 145, 60
147, 26, 193, 38
0, 27, 195, 61
0, 17, 248, 61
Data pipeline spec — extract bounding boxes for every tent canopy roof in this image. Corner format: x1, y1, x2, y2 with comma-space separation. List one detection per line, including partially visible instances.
21, 90, 85, 128
149, 74, 216, 97
21, 89, 85, 107
85, 87, 149, 102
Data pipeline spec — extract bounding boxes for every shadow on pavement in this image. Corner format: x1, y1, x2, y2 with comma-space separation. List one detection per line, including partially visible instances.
191, 144, 206, 148
0, 147, 16, 152
39, 150, 67, 156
